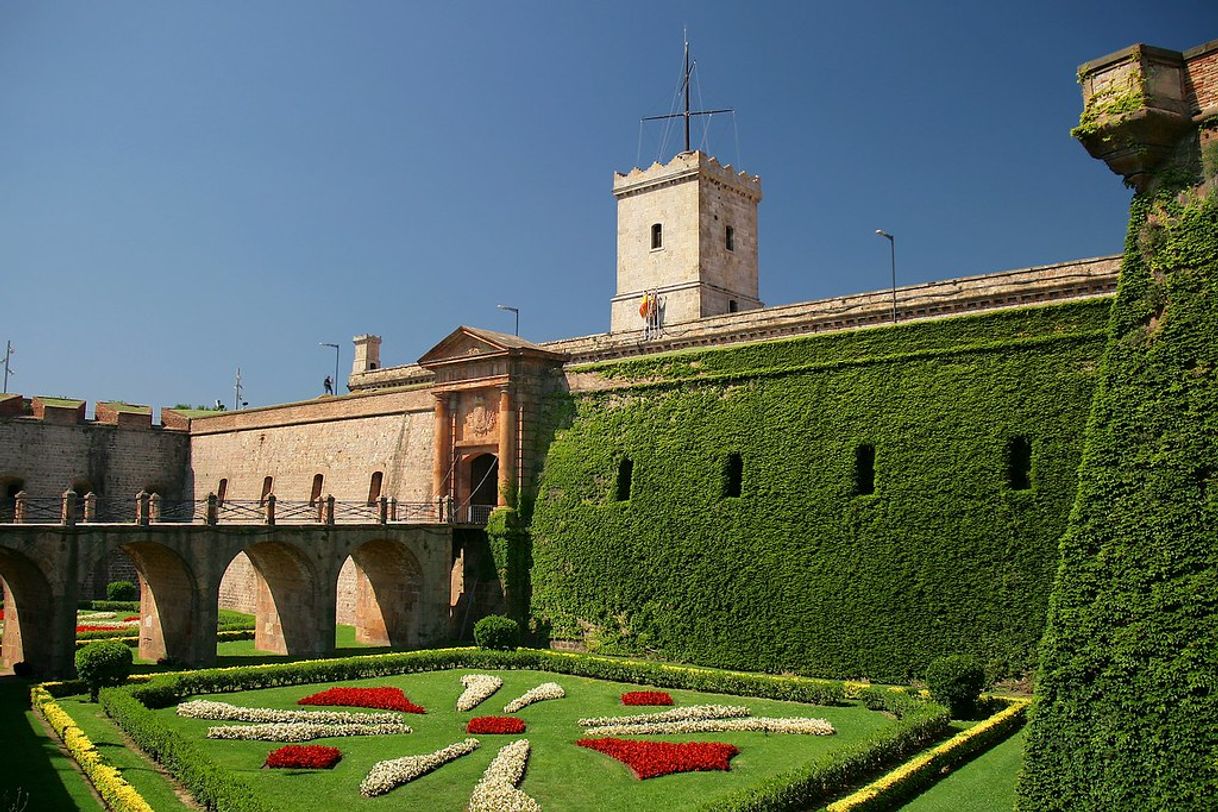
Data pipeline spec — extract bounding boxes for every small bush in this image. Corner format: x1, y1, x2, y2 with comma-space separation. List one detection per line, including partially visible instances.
926, 654, 986, 718
106, 581, 138, 602
474, 615, 521, 650
75, 641, 133, 701
12, 661, 33, 678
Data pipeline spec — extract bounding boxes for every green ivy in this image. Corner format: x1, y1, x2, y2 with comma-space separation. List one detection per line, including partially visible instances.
528, 300, 1111, 682
1018, 179, 1218, 806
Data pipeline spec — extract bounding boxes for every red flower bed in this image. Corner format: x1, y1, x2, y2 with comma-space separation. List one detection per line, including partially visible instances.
577, 738, 740, 779
297, 686, 425, 714
122, 616, 140, 622
264, 745, 342, 770
76, 624, 125, 632
0, 609, 5, 620
466, 716, 527, 734
621, 691, 674, 706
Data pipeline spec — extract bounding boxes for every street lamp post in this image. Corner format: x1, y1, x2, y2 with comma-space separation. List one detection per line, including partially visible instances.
320, 342, 340, 395
496, 304, 520, 336
875, 230, 897, 324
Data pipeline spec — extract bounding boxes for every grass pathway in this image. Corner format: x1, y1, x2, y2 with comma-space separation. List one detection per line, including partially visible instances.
898, 727, 1026, 811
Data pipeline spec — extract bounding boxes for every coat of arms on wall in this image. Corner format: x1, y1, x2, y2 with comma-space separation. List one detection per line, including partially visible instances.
463, 400, 497, 439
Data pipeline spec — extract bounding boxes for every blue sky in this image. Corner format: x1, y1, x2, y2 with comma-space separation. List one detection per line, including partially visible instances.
1, 1, 1213, 412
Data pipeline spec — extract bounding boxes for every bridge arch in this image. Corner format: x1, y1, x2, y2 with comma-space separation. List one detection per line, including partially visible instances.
0, 549, 54, 674
236, 541, 329, 656
340, 539, 423, 647
120, 542, 197, 664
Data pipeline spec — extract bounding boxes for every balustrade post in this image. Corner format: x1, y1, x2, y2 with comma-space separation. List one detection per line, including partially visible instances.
324, 495, 335, 526
148, 493, 161, 523
135, 490, 150, 526
61, 489, 77, 526
315, 498, 324, 523
265, 493, 276, 526
83, 492, 97, 523
389, 497, 398, 522
13, 491, 27, 523
206, 493, 218, 525
377, 496, 389, 524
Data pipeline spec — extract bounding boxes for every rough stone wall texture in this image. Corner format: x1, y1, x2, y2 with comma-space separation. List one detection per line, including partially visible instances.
698, 176, 761, 313
218, 551, 258, 614
0, 414, 189, 503
188, 388, 434, 506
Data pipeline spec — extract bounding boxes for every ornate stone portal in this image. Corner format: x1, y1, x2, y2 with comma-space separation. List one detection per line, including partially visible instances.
418, 326, 564, 520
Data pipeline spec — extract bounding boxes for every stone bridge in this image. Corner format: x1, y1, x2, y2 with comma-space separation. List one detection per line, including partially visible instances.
0, 523, 453, 678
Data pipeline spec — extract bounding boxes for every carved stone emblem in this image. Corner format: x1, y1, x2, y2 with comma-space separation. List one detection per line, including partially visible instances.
464, 402, 497, 438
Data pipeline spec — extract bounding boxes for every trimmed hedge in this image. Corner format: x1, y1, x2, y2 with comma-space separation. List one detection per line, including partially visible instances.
97, 648, 949, 812
474, 614, 521, 650
32, 685, 154, 812
700, 688, 948, 811
828, 697, 1029, 811
1019, 178, 1218, 802
530, 300, 1110, 681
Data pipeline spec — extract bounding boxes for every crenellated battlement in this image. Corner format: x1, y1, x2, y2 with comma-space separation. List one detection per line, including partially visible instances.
0, 394, 215, 431
613, 150, 762, 201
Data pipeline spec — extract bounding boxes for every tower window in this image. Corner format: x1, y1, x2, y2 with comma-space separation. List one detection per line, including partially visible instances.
615, 458, 633, 502
728, 300, 738, 313
310, 473, 324, 505
367, 471, 384, 505
854, 445, 876, 496
650, 223, 663, 250
260, 476, 273, 505
1006, 437, 1032, 490
723, 453, 743, 498
726, 225, 735, 251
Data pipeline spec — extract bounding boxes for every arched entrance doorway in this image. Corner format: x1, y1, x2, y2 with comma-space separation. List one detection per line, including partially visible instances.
468, 453, 498, 520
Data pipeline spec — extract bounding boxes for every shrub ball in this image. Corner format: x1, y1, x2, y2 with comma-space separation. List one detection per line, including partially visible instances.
106, 581, 138, 602
474, 615, 521, 650
75, 641, 133, 701
925, 654, 986, 718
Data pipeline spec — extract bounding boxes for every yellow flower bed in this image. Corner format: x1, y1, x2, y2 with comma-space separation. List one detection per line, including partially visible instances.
31, 684, 154, 812
826, 697, 1030, 812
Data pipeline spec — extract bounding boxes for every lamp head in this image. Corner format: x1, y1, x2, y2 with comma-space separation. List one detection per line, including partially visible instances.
875, 229, 893, 239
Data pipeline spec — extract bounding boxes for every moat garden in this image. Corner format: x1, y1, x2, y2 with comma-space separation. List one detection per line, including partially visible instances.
1, 604, 1029, 812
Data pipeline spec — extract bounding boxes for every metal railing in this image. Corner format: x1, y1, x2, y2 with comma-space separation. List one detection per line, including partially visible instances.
0, 492, 492, 527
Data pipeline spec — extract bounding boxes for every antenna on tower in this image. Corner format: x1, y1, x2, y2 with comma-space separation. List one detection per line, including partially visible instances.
233, 368, 248, 410
641, 31, 733, 154
2, 340, 13, 394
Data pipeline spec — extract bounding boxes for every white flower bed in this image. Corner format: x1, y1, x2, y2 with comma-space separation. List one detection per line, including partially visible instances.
503, 682, 565, 713
78, 611, 117, 620
583, 716, 836, 737
178, 699, 403, 726
468, 739, 540, 812
207, 721, 412, 741
457, 674, 504, 712
577, 704, 750, 728
360, 737, 480, 798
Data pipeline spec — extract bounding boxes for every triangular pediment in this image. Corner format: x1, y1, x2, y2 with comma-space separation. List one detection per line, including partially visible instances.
418, 325, 561, 369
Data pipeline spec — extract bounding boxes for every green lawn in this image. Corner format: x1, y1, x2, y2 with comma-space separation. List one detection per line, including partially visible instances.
898, 727, 1026, 811
0, 677, 102, 812
150, 668, 896, 811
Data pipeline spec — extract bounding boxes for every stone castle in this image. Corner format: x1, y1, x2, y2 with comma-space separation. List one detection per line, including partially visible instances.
0, 37, 1214, 685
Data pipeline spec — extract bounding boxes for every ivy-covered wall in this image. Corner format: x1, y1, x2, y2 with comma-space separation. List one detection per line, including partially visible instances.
527, 300, 1111, 683
1018, 178, 1218, 806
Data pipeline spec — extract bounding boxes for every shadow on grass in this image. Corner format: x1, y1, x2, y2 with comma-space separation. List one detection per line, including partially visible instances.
0, 675, 97, 811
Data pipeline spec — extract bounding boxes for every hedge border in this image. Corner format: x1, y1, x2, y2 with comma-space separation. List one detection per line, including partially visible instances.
74, 630, 255, 650
31, 684, 154, 812
826, 697, 1030, 811
88, 647, 950, 812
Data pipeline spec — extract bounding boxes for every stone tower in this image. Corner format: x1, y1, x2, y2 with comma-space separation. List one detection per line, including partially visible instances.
610, 151, 763, 333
